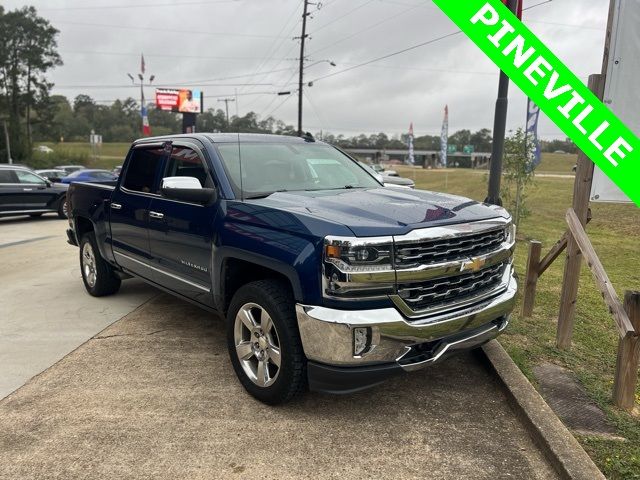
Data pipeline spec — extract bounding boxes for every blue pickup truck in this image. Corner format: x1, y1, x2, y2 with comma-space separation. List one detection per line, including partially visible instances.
67, 133, 517, 405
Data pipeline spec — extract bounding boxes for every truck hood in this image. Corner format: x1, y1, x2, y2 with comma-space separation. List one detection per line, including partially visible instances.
250, 188, 509, 236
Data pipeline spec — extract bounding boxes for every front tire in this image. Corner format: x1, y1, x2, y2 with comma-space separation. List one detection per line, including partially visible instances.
226, 279, 306, 405
79, 233, 121, 297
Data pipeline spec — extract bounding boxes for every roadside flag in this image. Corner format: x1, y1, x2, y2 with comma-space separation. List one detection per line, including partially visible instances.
526, 98, 541, 171
141, 53, 146, 74
408, 122, 415, 165
440, 105, 449, 167
141, 89, 151, 136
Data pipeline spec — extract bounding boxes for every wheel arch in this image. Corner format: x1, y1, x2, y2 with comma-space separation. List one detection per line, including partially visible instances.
214, 249, 303, 314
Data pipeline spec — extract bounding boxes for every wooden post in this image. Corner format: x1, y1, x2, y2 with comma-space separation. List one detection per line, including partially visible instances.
522, 241, 542, 318
613, 292, 640, 412
556, 74, 604, 349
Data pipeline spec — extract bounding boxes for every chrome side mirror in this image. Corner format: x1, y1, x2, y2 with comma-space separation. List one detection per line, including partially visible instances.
161, 176, 202, 190
160, 176, 216, 204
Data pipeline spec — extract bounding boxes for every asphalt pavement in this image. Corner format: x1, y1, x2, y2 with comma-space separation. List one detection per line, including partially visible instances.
0, 215, 559, 479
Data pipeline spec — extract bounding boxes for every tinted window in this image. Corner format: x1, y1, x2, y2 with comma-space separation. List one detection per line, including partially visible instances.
122, 147, 165, 193
162, 146, 209, 187
15, 170, 46, 185
0, 170, 18, 183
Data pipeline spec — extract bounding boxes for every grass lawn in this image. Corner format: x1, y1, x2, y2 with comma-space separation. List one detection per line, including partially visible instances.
396, 161, 639, 479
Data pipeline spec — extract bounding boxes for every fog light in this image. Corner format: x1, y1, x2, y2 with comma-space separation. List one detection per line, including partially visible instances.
353, 327, 371, 356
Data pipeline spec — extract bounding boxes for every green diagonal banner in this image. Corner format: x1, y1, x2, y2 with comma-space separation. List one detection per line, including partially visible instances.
432, 0, 640, 207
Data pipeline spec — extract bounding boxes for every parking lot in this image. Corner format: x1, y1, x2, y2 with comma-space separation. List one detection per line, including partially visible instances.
0, 217, 558, 479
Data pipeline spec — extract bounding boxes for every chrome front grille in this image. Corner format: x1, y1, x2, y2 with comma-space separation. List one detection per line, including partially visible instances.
394, 227, 506, 269
397, 262, 508, 313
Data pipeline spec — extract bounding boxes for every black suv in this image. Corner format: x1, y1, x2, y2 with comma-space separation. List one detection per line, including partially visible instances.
0, 165, 69, 219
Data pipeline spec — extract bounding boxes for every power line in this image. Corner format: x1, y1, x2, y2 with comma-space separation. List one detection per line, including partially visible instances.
52, 21, 288, 39
306, 0, 555, 84
310, 0, 429, 55
60, 50, 289, 62
235, 1, 303, 98
310, 31, 464, 84
312, 0, 376, 33
53, 82, 275, 89
526, 20, 605, 31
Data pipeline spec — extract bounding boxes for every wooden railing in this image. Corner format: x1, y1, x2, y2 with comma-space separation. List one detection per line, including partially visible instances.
522, 208, 640, 412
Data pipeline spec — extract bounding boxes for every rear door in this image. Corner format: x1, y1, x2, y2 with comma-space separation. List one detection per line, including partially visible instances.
147, 142, 217, 305
0, 169, 23, 215
110, 144, 168, 280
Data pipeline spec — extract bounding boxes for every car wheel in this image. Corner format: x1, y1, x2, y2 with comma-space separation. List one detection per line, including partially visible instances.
57, 196, 68, 219
227, 279, 306, 405
79, 232, 121, 297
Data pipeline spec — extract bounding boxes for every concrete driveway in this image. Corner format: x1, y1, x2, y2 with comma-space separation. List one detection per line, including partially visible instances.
0, 215, 558, 479
0, 216, 157, 398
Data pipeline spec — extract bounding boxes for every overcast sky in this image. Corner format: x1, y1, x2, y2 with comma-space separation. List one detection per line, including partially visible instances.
5, 0, 609, 139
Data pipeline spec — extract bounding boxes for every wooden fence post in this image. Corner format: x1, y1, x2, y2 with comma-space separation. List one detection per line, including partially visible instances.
556, 74, 604, 350
522, 241, 542, 318
613, 292, 640, 412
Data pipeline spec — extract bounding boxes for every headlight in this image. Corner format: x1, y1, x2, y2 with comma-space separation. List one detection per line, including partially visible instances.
323, 236, 395, 300
324, 237, 393, 273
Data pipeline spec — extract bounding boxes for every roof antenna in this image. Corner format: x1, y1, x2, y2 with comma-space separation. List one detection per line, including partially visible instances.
302, 132, 315, 142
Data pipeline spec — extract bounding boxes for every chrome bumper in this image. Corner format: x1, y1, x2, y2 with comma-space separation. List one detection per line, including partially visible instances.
296, 266, 517, 370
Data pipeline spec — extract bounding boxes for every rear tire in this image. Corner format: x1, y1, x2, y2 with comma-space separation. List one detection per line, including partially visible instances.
226, 279, 307, 405
79, 232, 121, 297
57, 195, 68, 219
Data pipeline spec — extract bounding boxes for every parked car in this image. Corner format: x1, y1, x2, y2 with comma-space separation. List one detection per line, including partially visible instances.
0, 164, 69, 218
112, 165, 123, 177
358, 162, 415, 189
34, 145, 54, 154
36, 169, 67, 183
67, 133, 516, 405
55, 165, 86, 175
382, 174, 415, 189
60, 169, 118, 184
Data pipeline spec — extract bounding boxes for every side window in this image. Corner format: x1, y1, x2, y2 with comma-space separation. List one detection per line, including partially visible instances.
122, 147, 165, 193
15, 170, 46, 185
163, 146, 210, 188
0, 170, 18, 183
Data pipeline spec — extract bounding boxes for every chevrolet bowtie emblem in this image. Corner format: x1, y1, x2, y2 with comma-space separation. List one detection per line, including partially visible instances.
462, 257, 486, 273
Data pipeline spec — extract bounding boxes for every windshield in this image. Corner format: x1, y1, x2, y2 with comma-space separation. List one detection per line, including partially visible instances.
216, 142, 381, 199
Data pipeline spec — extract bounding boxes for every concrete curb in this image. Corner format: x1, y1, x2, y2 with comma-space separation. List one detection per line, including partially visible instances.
480, 340, 606, 480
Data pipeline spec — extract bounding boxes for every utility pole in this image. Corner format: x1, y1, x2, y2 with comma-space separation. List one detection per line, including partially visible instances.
218, 98, 236, 129
297, 0, 310, 136
486, 0, 520, 206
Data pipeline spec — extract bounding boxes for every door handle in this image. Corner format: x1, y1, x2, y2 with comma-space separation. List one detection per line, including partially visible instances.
111, 203, 122, 210
23, 188, 33, 191
149, 211, 164, 219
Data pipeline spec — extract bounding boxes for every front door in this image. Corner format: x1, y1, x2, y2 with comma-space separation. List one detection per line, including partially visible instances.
14, 170, 59, 211
110, 144, 167, 280
147, 142, 217, 306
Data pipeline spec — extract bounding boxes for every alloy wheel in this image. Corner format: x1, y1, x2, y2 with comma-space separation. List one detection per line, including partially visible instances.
234, 302, 282, 388
82, 242, 97, 288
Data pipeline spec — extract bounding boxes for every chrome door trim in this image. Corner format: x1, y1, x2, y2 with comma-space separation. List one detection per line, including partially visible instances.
111, 203, 122, 210
149, 211, 164, 219
114, 251, 210, 293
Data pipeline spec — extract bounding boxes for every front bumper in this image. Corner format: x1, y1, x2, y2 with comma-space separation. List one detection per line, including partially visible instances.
297, 267, 517, 392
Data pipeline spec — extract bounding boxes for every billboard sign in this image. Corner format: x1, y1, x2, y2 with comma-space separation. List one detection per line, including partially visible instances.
591, 0, 634, 204
155, 88, 203, 114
